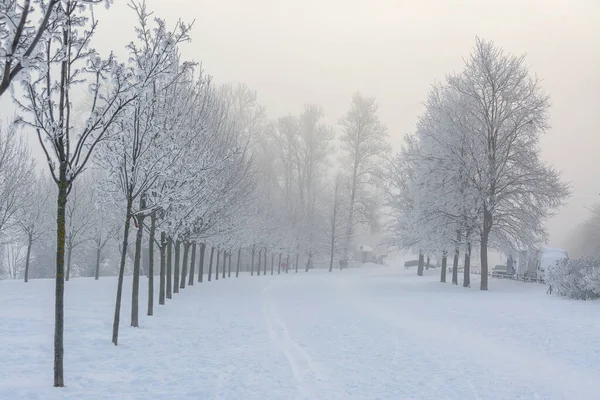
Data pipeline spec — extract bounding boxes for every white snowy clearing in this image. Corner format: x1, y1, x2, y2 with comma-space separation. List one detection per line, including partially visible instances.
2, 265, 600, 400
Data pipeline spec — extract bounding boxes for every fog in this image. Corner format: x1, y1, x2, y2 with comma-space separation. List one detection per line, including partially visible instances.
2, 1, 600, 395
77, 0, 599, 249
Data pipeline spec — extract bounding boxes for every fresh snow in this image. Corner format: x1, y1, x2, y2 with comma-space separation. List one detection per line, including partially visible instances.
1, 265, 600, 399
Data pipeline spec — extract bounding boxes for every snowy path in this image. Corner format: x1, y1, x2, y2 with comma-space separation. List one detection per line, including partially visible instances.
1, 266, 600, 399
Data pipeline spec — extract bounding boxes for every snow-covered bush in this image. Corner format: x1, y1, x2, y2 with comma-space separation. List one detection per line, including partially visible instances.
546, 257, 600, 300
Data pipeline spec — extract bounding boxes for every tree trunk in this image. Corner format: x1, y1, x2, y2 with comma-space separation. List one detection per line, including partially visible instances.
278, 253, 282, 274
112, 197, 133, 346
441, 251, 447, 283
417, 251, 424, 276
271, 254, 275, 275
188, 242, 196, 286
305, 252, 310, 272
263, 248, 267, 275
159, 232, 166, 305
208, 246, 214, 281
166, 238, 172, 299
215, 249, 220, 280
54, 177, 68, 386
295, 253, 299, 273
257, 249, 262, 276
463, 242, 471, 288
198, 243, 205, 282
94, 242, 101, 280
480, 210, 492, 291
173, 240, 180, 293
65, 243, 72, 281
426, 256, 430, 270
131, 200, 146, 328
24, 234, 33, 282
223, 250, 227, 279
329, 240, 334, 272
452, 247, 459, 285
180, 241, 189, 289
147, 212, 156, 316
287, 255, 290, 274
250, 246, 255, 276
228, 251, 232, 278
235, 248, 241, 277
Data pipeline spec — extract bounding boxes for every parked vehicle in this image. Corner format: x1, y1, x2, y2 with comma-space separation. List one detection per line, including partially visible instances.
404, 260, 419, 269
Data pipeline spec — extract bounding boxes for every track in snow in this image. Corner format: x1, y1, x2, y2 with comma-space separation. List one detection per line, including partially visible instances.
2, 266, 600, 399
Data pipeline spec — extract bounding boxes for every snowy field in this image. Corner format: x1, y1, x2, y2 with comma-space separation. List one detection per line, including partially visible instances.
1, 265, 600, 400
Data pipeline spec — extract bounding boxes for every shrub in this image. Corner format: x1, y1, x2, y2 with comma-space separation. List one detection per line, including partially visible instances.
546, 257, 600, 300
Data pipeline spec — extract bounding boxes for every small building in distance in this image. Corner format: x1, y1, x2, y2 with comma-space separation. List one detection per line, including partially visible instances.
354, 244, 374, 263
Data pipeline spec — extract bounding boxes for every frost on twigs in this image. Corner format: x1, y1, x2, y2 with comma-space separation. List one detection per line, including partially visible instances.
545, 257, 600, 300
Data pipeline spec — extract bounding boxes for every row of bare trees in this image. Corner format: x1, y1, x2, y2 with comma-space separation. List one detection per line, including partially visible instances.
0, 0, 393, 388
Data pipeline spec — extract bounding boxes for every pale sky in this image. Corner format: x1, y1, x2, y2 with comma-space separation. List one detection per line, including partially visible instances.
23, 0, 600, 249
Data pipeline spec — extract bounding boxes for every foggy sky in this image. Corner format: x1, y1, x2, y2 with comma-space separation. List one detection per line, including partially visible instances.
31, 0, 600, 249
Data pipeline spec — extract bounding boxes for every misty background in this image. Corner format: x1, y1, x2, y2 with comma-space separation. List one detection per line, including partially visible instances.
5, 0, 600, 250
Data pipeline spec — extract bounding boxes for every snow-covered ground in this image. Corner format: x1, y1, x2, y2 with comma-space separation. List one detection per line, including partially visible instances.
1, 265, 600, 399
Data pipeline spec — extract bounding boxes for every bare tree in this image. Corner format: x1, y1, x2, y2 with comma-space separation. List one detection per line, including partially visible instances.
18, 174, 53, 282
0, 0, 58, 96
339, 93, 389, 263
449, 38, 570, 290
15, 1, 134, 386
0, 123, 35, 242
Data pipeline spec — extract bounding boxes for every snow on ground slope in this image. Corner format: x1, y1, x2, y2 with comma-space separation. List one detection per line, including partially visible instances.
1, 266, 600, 399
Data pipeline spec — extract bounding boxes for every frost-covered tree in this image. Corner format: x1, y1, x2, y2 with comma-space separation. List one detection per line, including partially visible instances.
0, 0, 112, 96
449, 38, 569, 290
15, 1, 134, 386
321, 173, 349, 272
64, 178, 93, 281
18, 173, 53, 282
0, 122, 35, 243
93, 1, 194, 343
339, 93, 390, 263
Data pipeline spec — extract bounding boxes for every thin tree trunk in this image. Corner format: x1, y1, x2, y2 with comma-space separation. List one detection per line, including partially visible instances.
463, 242, 472, 288
287, 255, 290, 274
223, 250, 227, 279
159, 232, 166, 305
208, 246, 214, 281
180, 241, 189, 289
112, 197, 133, 346
24, 234, 33, 282
235, 248, 241, 277
329, 239, 335, 272
441, 251, 447, 283
257, 249, 262, 276
295, 253, 299, 273
426, 256, 430, 270
166, 238, 172, 299
215, 249, 220, 280
173, 240, 180, 293
198, 243, 205, 282
188, 242, 196, 286
480, 210, 492, 291
417, 251, 424, 276
131, 199, 146, 328
305, 252, 309, 272
147, 212, 156, 316
94, 242, 101, 280
452, 247, 459, 285
263, 248, 267, 275
54, 178, 68, 386
270, 254, 274, 275
278, 253, 282, 274
65, 243, 72, 281
250, 246, 255, 276
228, 251, 232, 278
